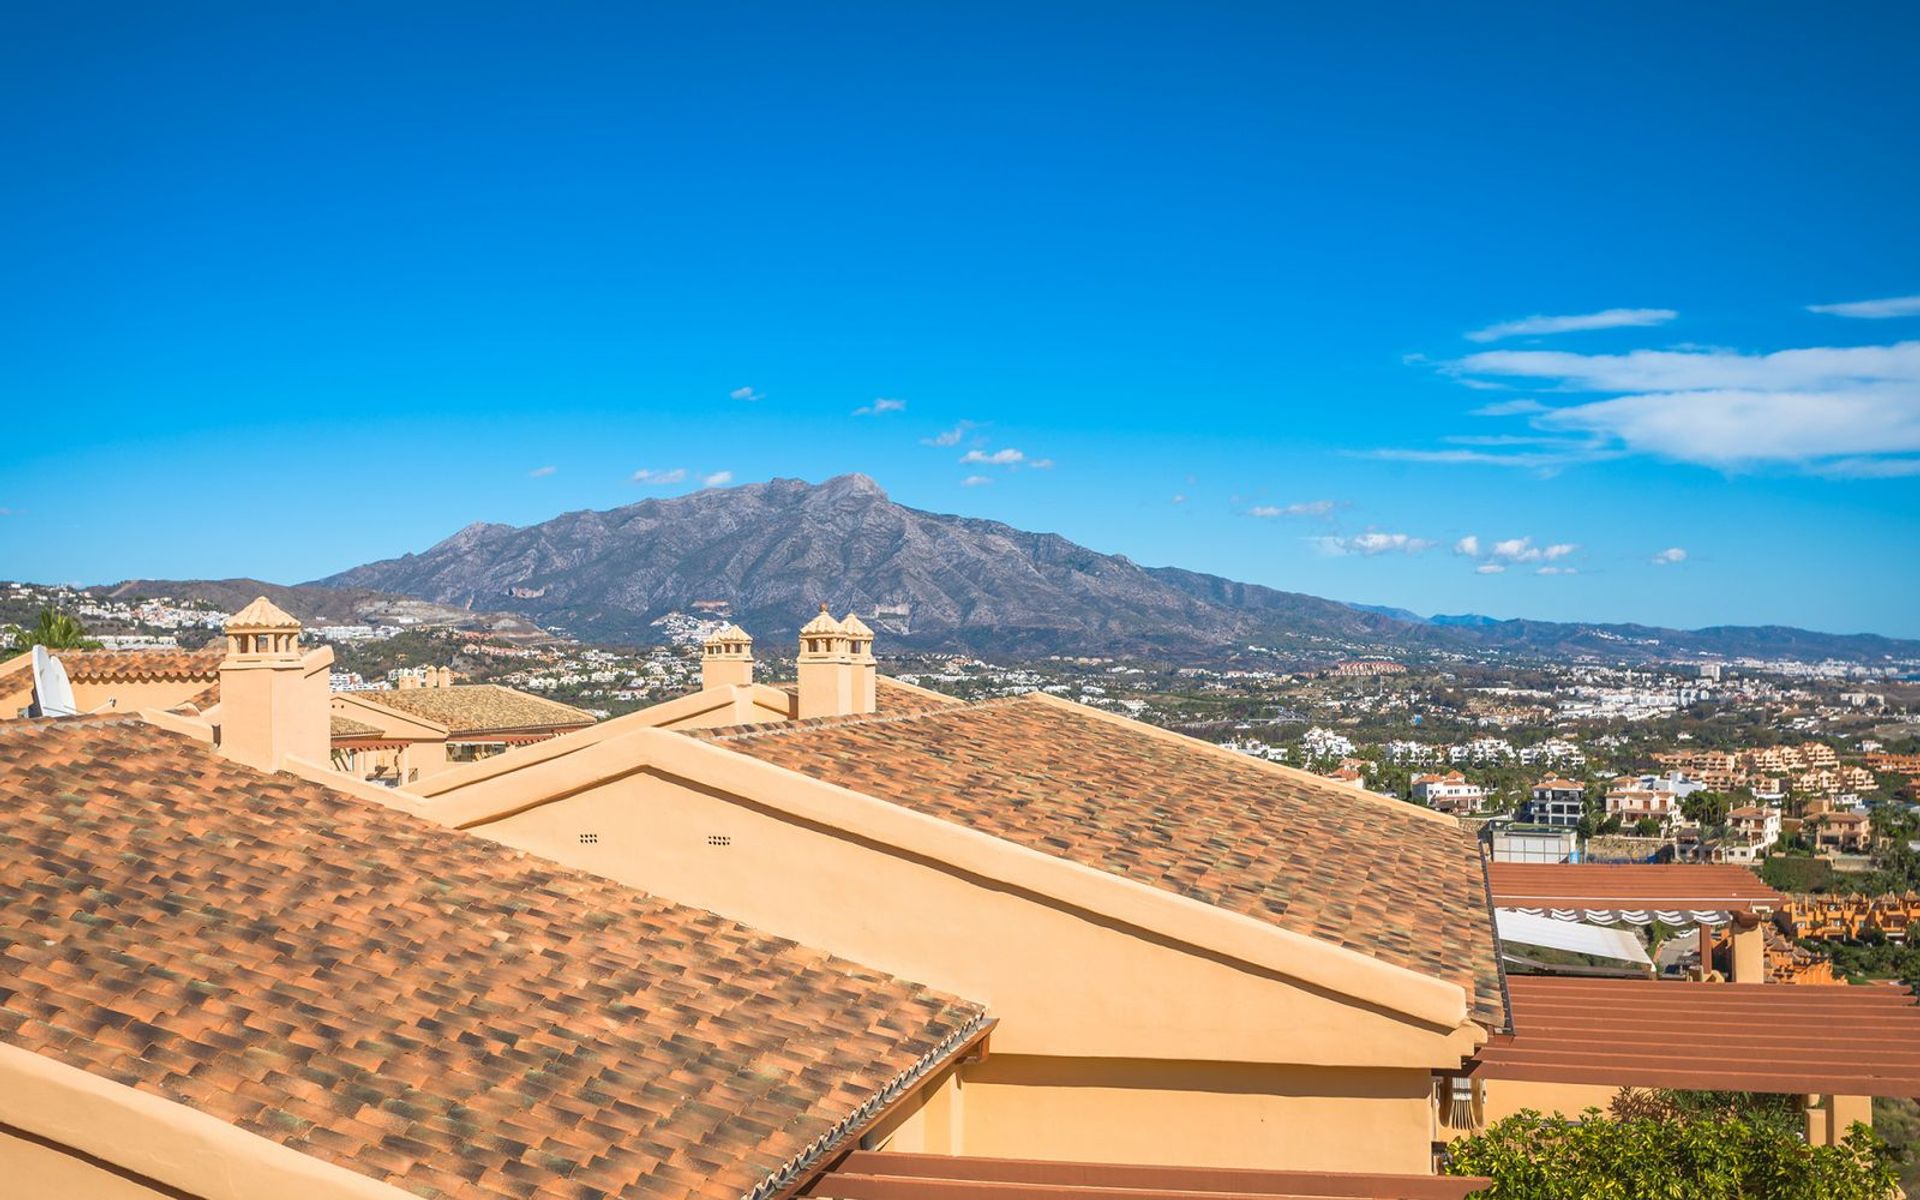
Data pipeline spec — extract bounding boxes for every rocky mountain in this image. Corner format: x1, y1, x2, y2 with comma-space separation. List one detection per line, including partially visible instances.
97, 578, 544, 638
309, 475, 1920, 665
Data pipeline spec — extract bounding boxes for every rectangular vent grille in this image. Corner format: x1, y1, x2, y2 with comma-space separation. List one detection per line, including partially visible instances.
579, 833, 599, 845
707, 834, 732, 847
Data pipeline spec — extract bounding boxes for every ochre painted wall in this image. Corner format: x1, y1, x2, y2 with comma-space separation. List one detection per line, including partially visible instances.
468, 769, 1466, 1172
0, 1126, 196, 1199
71, 678, 210, 714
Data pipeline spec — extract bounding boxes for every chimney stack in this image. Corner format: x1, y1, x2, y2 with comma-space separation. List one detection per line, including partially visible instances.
700, 625, 755, 690
842, 612, 877, 715
795, 606, 878, 719
217, 597, 332, 772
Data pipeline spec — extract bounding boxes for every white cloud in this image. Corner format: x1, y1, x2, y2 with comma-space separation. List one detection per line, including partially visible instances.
1250, 500, 1338, 519
730, 386, 764, 402
1536, 566, 1577, 576
1471, 398, 1547, 417
921, 421, 975, 447
1651, 546, 1688, 566
854, 397, 906, 416
1171, 494, 1187, 504
1455, 341, 1920, 395
1808, 295, 1920, 319
1310, 531, 1435, 557
528, 465, 556, 478
961, 475, 993, 487
1028, 458, 1055, 469
632, 468, 688, 485
1455, 534, 1579, 571
1466, 308, 1677, 343
701, 470, 734, 487
1408, 338, 1920, 474
961, 448, 1024, 466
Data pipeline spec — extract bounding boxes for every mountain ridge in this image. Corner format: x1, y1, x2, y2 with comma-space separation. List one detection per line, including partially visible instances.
304, 475, 1919, 664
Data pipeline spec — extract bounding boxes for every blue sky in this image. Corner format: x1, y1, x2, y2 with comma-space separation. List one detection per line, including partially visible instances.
3, 3, 1917, 636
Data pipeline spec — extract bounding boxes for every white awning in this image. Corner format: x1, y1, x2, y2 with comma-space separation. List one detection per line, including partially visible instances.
1497, 908, 1654, 965
1499, 905, 1736, 927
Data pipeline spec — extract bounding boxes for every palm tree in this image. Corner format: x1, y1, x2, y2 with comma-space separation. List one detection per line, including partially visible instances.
8, 608, 102, 655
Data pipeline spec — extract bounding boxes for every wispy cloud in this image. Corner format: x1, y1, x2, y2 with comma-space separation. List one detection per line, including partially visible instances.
921, 421, 975, 447
701, 470, 734, 487
1390, 338, 1920, 476
1651, 546, 1688, 566
1171, 494, 1187, 504
730, 386, 764, 402
528, 465, 556, 478
961, 448, 1024, 466
961, 474, 992, 487
632, 468, 688, 485
854, 397, 906, 416
1470, 398, 1547, 417
1474, 563, 1505, 575
1310, 531, 1434, 557
1535, 566, 1577, 576
1808, 295, 1920, 320
1466, 308, 1677, 343
1249, 499, 1341, 519
1028, 458, 1055, 469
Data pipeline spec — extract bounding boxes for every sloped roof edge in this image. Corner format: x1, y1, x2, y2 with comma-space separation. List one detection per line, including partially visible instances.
426, 724, 1474, 1032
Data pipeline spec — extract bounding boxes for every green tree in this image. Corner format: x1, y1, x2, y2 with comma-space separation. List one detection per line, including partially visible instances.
1447, 1107, 1898, 1199
6, 608, 101, 655
1682, 789, 1733, 828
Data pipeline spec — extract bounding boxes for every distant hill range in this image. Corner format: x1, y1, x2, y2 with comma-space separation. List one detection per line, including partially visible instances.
95, 578, 546, 639
283, 474, 1919, 665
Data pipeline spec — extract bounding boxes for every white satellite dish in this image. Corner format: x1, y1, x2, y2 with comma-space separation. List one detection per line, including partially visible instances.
28, 645, 79, 718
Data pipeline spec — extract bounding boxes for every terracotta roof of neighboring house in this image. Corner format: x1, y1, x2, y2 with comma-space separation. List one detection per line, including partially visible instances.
357, 684, 595, 737
769, 676, 965, 719
0, 715, 987, 1200
54, 647, 222, 683
329, 713, 383, 737
694, 694, 1504, 1027
1533, 777, 1584, 791
1818, 810, 1871, 825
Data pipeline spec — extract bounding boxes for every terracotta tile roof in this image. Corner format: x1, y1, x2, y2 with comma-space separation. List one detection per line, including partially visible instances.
329, 713, 384, 737
768, 676, 964, 719
874, 676, 965, 715
0, 716, 988, 1200
694, 695, 1504, 1027
358, 684, 595, 737
55, 647, 222, 683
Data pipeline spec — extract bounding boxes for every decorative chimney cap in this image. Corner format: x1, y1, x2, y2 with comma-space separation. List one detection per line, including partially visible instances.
226, 596, 301, 633
704, 623, 752, 645
800, 605, 844, 636
840, 613, 873, 638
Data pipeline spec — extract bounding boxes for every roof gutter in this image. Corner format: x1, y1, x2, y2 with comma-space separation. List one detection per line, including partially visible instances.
745, 1013, 996, 1200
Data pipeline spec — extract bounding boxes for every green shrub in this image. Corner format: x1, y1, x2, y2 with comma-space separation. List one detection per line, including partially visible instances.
1446, 1108, 1899, 1199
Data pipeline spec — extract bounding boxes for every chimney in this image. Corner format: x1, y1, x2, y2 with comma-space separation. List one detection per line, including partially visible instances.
842, 612, 877, 715
795, 605, 853, 718
701, 624, 755, 691
217, 596, 332, 772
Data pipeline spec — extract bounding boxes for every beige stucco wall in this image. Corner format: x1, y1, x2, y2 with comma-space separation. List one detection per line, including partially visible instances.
0, 1126, 193, 1200
467, 767, 1473, 1172
71, 678, 210, 714
1472, 1079, 1620, 1129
